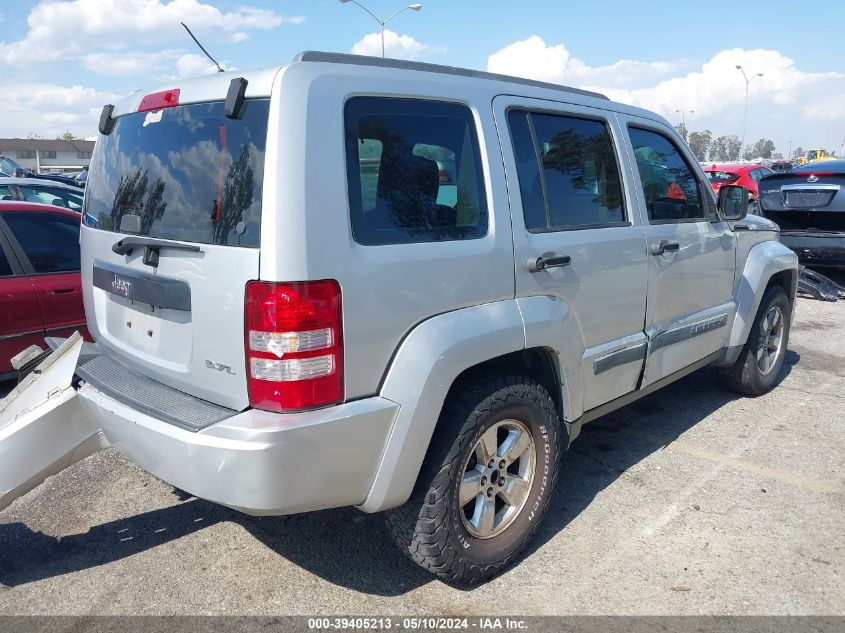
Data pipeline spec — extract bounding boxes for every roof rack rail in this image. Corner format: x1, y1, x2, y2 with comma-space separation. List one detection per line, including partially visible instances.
293, 51, 609, 101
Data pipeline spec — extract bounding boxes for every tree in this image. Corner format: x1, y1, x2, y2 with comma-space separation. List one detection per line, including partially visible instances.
710, 135, 742, 161
687, 130, 712, 161
107, 168, 167, 232
211, 145, 255, 245
792, 146, 804, 160
674, 123, 688, 142
57, 130, 76, 142
750, 138, 776, 159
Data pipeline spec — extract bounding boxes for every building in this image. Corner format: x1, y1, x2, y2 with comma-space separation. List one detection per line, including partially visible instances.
0, 138, 96, 174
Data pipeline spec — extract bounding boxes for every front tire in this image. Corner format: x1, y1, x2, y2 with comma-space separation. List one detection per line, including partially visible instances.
719, 285, 791, 395
384, 373, 563, 585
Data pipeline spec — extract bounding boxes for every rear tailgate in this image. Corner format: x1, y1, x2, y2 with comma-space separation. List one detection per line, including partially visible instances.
759, 171, 845, 232
81, 79, 274, 411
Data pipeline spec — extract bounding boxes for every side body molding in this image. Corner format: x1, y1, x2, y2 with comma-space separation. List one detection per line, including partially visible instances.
727, 240, 798, 350
358, 300, 525, 513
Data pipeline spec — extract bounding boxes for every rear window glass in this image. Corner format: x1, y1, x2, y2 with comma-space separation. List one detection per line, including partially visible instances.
705, 171, 739, 183
84, 99, 269, 247
793, 160, 845, 174
345, 97, 488, 246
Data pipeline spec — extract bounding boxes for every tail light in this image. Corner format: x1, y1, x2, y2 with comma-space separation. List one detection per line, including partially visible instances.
245, 280, 343, 412
138, 89, 180, 112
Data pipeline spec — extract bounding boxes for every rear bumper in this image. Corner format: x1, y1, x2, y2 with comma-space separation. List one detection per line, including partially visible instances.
77, 383, 399, 515
780, 232, 845, 268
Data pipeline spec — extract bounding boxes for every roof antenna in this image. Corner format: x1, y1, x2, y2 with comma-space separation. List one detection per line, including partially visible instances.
181, 22, 225, 73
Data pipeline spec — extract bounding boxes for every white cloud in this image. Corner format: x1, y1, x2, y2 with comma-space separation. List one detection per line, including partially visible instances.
487, 37, 845, 153
0, 0, 303, 66
174, 53, 224, 78
0, 82, 121, 138
804, 96, 845, 123
351, 29, 445, 60
81, 49, 185, 76
487, 36, 683, 89
594, 48, 841, 120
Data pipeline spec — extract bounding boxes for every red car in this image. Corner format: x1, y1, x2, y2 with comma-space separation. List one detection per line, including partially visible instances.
701, 163, 773, 205
0, 201, 88, 378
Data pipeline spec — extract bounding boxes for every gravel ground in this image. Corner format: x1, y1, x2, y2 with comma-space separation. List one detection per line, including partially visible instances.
0, 294, 843, 616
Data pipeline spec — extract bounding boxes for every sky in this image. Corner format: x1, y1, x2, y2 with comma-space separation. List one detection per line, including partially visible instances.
1, 0, 844, 158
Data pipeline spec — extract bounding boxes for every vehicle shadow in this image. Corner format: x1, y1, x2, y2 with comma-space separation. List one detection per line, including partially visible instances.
0, 352, 798, 594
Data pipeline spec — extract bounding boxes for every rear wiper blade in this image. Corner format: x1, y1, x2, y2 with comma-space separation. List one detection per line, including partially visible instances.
112, 236, 202, 256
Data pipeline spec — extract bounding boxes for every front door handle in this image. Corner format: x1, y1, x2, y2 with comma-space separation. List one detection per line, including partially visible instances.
527, 254, 571, 272
650, 240, 680, 255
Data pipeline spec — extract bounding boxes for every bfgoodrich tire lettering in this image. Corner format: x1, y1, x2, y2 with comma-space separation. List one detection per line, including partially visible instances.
384, 372, 563, 585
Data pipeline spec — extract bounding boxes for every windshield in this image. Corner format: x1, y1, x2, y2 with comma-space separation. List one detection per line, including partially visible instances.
807, 150, 820, 161
84, 99, 269, 247
0, 156, 25, 176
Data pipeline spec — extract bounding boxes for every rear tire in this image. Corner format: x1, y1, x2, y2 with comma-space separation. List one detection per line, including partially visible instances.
719, 285, 791, 395
384, 372, 563, 585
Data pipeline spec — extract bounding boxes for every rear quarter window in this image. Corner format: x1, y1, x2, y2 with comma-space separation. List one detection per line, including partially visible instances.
344, 97, 488, 246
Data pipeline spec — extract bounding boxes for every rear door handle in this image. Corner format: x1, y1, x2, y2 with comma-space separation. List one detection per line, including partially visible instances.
650, 240, 680, 255
47, 285, 76, 294
527, 254, 571, 272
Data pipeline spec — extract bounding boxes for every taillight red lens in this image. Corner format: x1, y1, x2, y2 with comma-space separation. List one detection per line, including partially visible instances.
245, 280, 343, 412
138, 89, 181, 112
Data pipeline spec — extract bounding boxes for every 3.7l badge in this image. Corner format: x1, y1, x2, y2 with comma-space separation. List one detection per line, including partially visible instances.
204, 360, 236, 375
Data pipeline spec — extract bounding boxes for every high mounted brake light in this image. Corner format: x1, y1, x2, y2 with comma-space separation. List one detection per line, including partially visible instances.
245, 280, 343, 412
138, 89, 181, 113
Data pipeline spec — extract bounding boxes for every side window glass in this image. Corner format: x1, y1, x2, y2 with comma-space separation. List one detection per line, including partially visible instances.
357, 139, 383, 212
506, 111, 546, 230
0, 185, 14, 200
44, 187, 83, 211
19, 186, 55, 206
3, 212, 81, 273
628, 127, 704, 222
508, 109, 625, 230
0, 241, 13, 277
345, 97, 488, 246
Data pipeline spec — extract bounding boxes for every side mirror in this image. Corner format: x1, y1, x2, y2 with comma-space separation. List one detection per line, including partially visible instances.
718, 184, 748, 221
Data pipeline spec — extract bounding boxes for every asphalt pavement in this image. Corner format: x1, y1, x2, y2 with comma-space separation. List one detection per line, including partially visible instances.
0, 293, 843, 615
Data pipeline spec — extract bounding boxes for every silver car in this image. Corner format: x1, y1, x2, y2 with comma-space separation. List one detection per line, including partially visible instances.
1, 52, 798, 585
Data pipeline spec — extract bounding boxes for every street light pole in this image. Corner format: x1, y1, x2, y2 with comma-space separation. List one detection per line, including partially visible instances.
735, 65, 763, 160
339, 0, 423, 58
675, 109, 694, 127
